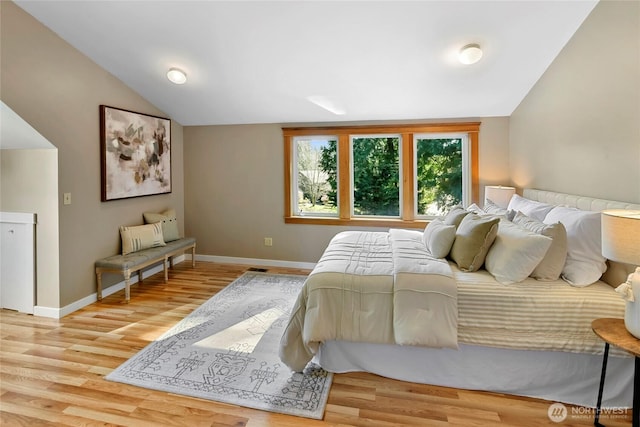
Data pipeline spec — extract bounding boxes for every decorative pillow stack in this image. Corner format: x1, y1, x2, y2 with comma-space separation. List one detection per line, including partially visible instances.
422, 193, 610, 287
120, 222, 165, 255
143, 208, 180, 242
425, 206, 501, 272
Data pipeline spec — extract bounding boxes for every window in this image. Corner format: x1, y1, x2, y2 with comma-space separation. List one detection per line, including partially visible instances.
414, 134, 470, 217
351, 135, 401, 217
293, 136, 338, 217
283, 123, 479, 228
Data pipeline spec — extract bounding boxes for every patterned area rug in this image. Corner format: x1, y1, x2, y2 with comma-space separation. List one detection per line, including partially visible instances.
106, 272, 332, 419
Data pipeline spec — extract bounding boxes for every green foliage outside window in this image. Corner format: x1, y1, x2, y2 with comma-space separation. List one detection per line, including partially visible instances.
416, 138, 462, 214
351, 137, 400, 216
318, 137, 462, 217
296, 139, 337, 214
320, 137, 400, 216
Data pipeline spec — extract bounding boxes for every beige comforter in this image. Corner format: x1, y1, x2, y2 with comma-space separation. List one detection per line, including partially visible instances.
279, 229, 457, 372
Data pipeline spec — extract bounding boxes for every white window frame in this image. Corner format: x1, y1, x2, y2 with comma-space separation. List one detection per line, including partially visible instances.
413, 133, 471, 219
292, 135, 339, 217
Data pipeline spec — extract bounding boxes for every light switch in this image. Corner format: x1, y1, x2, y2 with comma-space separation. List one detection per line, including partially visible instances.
63, 193, 71, 205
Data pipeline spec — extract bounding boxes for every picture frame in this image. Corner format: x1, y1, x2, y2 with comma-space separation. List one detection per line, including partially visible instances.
100, 105, 171, 201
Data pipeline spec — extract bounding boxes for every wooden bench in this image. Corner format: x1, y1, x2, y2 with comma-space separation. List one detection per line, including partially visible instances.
95, 237, 196, 303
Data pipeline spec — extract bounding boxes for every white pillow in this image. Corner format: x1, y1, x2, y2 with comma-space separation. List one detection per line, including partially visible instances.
484, 199, 515, 221
485, 220, 553, 285
466, 203, 484, 214
423, 220, 456, 259
543, 206, 606, 286
512, 211, 567, 281
507, 194, 554, 221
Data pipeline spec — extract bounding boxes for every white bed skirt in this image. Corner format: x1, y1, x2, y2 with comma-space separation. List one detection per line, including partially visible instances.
317, 341, 633, 408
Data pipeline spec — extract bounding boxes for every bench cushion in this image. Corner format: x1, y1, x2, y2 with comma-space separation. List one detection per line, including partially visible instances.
96, 237, 196, 270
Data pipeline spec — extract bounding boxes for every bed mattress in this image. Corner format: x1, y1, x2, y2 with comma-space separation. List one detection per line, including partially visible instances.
453, 264, 626, 355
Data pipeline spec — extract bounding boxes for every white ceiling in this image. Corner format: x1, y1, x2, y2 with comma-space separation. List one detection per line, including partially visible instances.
15, 1, 598, 126
0, 101, 56, 150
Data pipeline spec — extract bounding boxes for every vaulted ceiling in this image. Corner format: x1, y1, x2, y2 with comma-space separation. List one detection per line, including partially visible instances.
15, 1, 598, 126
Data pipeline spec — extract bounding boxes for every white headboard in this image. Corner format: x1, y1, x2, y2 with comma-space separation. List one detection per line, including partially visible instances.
522, 188, 640, 286
523, 188, 640, 211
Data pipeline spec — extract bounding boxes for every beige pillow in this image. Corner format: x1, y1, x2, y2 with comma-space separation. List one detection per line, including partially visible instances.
443, 206, 470, 228
120, 223, 165, 255
484, 220, 553, 284
450, 214, 500, 272
422, 220, 456, 259
143, 209, 180, 242
512, 211, 568, 281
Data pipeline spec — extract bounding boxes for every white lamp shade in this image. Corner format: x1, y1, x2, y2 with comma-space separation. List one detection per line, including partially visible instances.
601, 209, 640, 265
484, 186, 516, 209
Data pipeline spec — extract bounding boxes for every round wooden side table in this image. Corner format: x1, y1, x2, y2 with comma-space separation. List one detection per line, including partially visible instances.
592, 318, 640, 427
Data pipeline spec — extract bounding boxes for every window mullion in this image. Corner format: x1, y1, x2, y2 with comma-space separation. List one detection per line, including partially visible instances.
401, 133, 414, 221
470, 131, 479, 205
284, 135, 293, 217
338, 134, 351, 220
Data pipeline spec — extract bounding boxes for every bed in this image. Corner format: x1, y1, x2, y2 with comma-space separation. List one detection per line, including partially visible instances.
279, 189, 640, 408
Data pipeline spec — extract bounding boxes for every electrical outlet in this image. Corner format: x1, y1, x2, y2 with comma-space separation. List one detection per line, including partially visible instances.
264, 237, 273, 247
63, 193, 71, 205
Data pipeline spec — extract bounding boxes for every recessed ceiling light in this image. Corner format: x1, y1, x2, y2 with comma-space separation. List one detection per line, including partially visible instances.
458, 44, 483, 65
167, 67, 187, 84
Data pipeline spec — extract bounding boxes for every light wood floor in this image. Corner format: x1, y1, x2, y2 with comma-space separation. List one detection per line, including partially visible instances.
0, 261, 632, 427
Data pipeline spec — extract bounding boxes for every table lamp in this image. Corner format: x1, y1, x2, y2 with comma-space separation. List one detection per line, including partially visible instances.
601, 209, 640, 339
484, 185, 516, 209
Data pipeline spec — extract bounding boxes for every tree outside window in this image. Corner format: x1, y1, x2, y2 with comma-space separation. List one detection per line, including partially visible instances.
416, 137, 463, 216
295, 137, 337, 216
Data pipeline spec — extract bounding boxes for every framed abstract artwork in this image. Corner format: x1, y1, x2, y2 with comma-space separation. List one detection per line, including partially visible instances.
100, 105, 171, 201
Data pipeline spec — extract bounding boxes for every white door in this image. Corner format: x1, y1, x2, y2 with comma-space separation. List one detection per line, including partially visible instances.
0, 212, 36, 314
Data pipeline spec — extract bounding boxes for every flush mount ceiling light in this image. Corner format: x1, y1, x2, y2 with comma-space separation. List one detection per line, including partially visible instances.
458, 43, 483, 65
166, 67, 187, 84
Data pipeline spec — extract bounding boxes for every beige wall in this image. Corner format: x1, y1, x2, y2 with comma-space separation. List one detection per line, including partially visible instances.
184, 117, 509, 263
1, 149, 60, 308
510, 0, 640, 203
1, 1, 185, 308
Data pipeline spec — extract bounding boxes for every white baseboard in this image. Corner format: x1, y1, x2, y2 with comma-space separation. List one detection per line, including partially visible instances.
36, 255, 187, 319
195, 254, 316, 271
33, 254, 314, 319
33, 305, 62, 318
